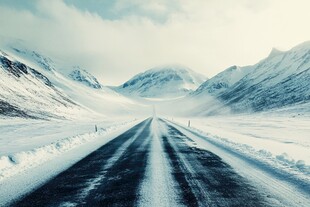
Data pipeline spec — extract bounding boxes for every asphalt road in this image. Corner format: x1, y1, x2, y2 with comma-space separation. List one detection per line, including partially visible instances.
12, 118, 270, 207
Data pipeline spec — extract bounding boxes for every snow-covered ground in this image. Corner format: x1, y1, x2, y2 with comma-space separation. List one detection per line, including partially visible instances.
0, 117, 144, 206
166, 117, 310, 206
0, 117, 138, 156
168, 113, 310, 191
1, 113, 309, 206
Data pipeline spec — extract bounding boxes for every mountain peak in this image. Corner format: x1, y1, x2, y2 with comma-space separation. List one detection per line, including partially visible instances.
116, 65, 207, 98
268, 47, 283, 58
226, 65, 240, 72
194, 64, 247, 95
69, 67, 102, 89
147, 64, 193, 73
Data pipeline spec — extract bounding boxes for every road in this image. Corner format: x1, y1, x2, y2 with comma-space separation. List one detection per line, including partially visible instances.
12, 118, 272, 207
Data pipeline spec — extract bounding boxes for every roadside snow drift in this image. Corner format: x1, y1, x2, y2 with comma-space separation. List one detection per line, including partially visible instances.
0, 119, 139, 182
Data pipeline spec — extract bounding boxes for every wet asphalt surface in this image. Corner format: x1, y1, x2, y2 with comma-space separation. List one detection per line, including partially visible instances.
159, 119, 269, 207
12, 118, 270, 207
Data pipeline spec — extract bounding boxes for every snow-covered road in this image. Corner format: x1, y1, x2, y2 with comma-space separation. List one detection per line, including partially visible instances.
8, 117, 310, 207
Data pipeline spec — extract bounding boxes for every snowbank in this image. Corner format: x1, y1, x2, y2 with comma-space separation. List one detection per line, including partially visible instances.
0, 120, 136, 182
168, 115, 310, 188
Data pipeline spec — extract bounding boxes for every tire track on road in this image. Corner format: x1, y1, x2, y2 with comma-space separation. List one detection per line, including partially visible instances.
13, 119, 151, 207
84, 119, 151, 206
160, 119, 270, 207
138, 118, 180, 207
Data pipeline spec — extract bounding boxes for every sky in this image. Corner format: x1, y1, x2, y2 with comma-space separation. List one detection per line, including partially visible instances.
0, 0, 310, 85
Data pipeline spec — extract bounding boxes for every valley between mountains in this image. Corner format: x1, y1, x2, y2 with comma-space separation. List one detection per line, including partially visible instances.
0, 41, 310, 206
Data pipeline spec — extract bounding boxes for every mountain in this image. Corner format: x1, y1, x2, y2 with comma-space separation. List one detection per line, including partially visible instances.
0, 45, 148, 119
191, 41, 310, 114
9, 46, 103, 90
10, 47, 56, 72
69, 67, 102, 89
194, 65, 250, 95
2, 40, 309, 119
115, 65, 207, 98
0, 50, 79, 119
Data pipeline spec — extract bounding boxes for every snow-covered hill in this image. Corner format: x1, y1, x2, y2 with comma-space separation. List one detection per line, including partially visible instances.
191, 41, 310, 114
10, 47, 56, 72
69, 66, 102, 89
7, 46, 102, 89
194, 65, 250, 95
1, 40, 309, 119
0, 45, 148, 119
0, 50, 80, 119
115, 65, 207, 98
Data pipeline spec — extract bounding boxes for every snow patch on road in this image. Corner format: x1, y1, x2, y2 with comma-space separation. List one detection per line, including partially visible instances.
138, 117, 180, 207
75, 120, 150, 205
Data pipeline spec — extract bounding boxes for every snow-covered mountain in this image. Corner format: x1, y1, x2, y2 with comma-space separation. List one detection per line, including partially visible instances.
10, 47, 56, 72
0, 45, 148, 119
194, 65, 250, 95
116, 65, 207, 98
9, 46, 103, 89
191, 41, 310, 114
1, 40, 309, 119
0, 50, 79, 119
69, 67, 102, 89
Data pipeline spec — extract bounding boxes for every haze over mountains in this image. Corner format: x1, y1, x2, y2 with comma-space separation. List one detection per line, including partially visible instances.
115, 65, 207, 98
190, 41, 310, 114
0, 41, 310, 119
0, 45, 147, 119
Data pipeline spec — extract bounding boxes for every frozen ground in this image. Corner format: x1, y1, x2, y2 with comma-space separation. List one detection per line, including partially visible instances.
169, 113, 310, 192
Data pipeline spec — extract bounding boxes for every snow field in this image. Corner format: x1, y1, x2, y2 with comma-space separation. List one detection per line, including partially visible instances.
0, 119, 140, 182
0, 118, 143, 206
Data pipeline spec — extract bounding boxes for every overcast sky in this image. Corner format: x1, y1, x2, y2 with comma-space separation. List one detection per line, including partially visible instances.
0, 0, 310, 85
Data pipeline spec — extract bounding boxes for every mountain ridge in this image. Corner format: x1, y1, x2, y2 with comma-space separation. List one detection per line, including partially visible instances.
190, 40, 310, 114
115, 65, 207, 98
1, 40, 310, 118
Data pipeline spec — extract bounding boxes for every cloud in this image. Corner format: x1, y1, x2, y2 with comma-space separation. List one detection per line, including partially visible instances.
0, 0, 310, 85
